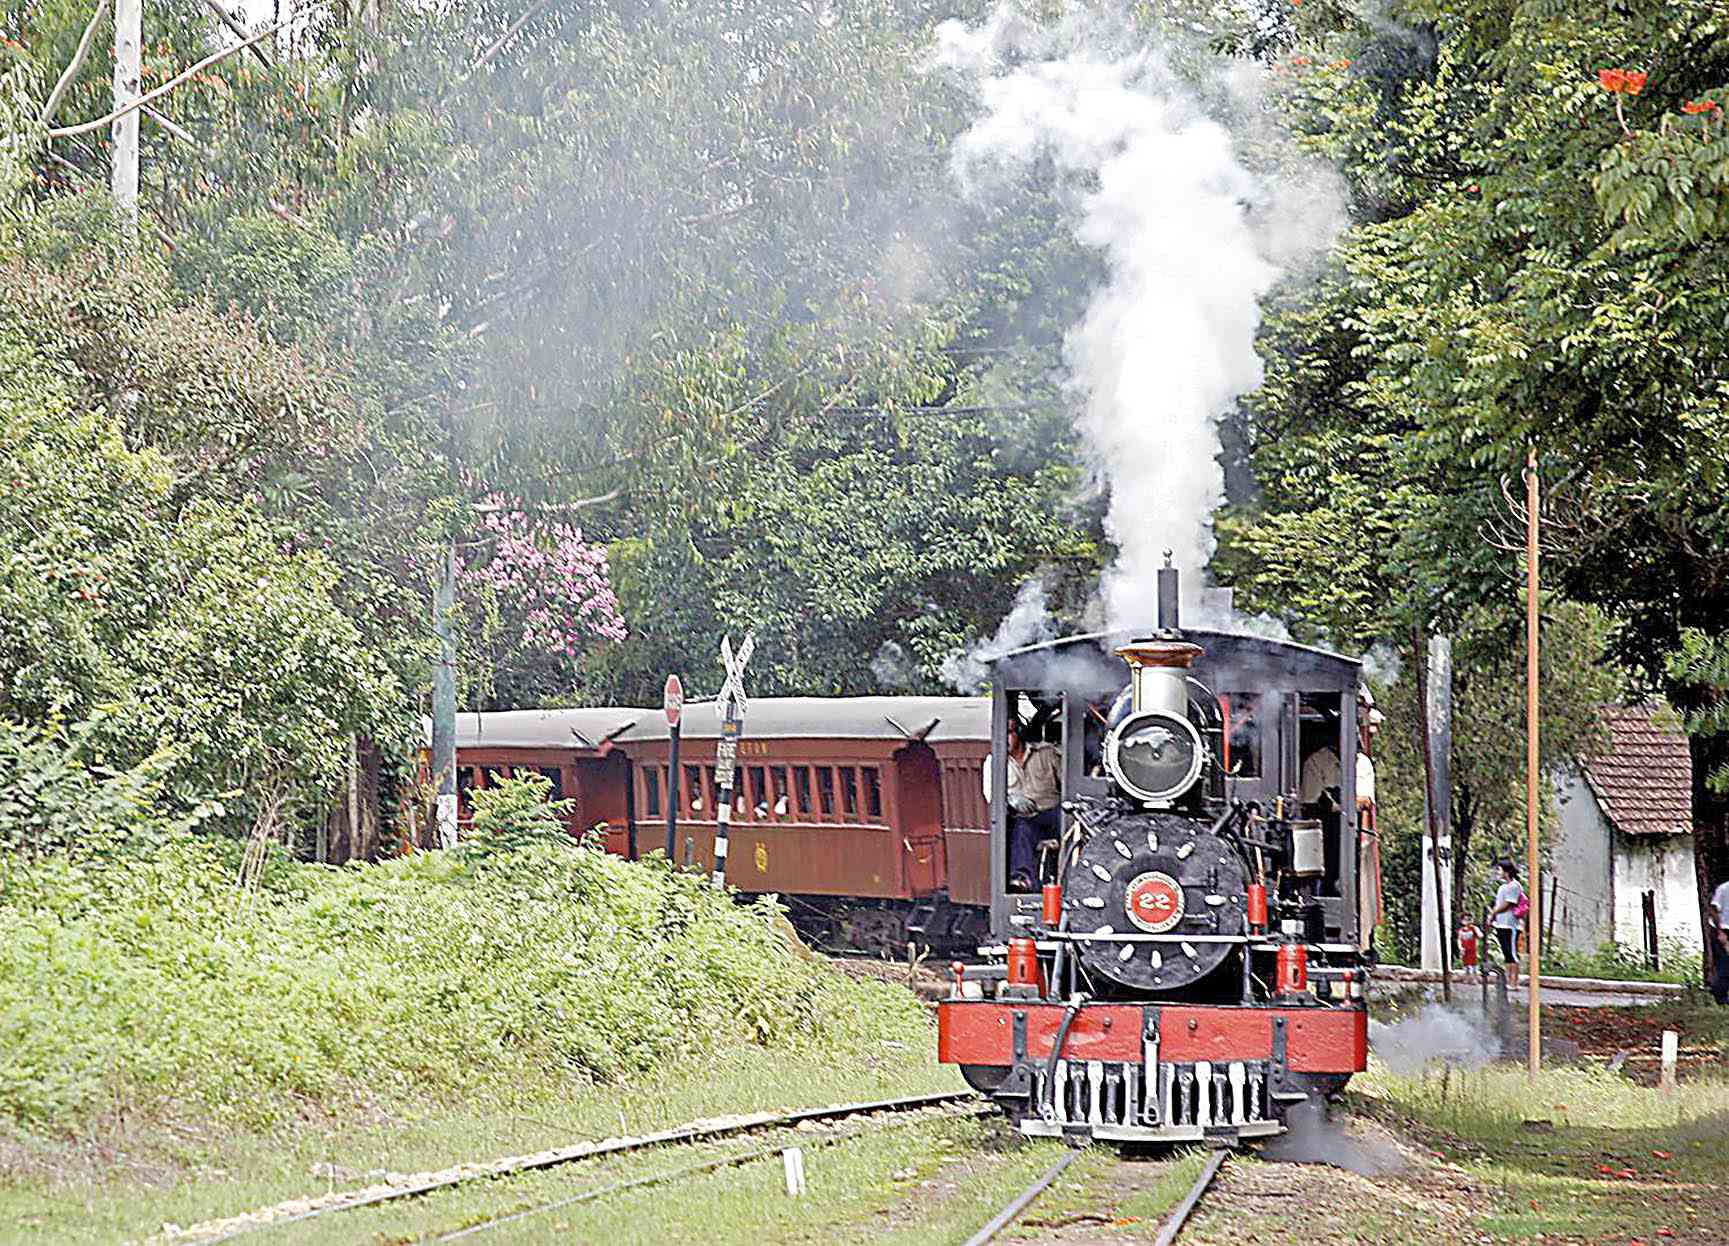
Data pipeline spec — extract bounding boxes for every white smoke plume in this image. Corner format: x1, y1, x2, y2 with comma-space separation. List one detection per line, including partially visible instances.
1369, 1004, 1500, 1077
934, 6, 1342, 631
1361, 641, 1404, 688
1261, 1098, 1408, 1176
869, 640, 920, 691
941, 576, 1055, 692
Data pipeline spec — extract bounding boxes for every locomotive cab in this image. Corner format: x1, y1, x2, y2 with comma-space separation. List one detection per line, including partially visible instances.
940, 565, 1373, 1145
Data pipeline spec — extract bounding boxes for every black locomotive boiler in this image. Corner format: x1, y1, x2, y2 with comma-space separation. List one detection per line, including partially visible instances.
937, 564, 1375, 1144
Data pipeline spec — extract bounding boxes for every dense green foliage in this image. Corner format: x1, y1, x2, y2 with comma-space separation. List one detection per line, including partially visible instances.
0, 831, 924, 1129
0, 234, 403, 828
4, 0, 1722, 950
1220, 0, 1729, 947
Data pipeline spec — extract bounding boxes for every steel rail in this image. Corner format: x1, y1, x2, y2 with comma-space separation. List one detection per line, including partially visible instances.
428, 1101, 993, 1241
195, 1090, 974, 1243
1151, 1148, 1228, 1246
962, 1149, 1082, 1246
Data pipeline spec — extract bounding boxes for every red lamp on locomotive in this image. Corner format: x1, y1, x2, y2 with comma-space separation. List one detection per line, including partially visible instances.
937, 561, 1372, 1144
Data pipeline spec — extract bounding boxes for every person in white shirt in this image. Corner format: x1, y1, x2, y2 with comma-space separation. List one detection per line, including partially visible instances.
1709, 877, 1729, 1005
1489, 859, 1527, 989
1006, 719, 1061, 891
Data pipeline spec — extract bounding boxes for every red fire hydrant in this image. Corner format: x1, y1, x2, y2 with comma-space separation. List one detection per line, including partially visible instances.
1458, 919, 1480, 971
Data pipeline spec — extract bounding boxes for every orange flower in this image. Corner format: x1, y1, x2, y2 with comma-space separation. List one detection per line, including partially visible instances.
1331, 58, 1351, 69
1599, 68, 1627, 92
1624, 70, 1648, 95
1292, 55, 1311, 67
1682, 99, 1720, 114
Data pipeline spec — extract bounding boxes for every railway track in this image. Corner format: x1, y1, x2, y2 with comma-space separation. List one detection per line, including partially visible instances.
961, 1145, 1227, 1246
181, 1090, 976, 1245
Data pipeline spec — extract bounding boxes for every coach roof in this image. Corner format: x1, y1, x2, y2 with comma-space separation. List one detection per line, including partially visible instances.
451, 696, 990, 751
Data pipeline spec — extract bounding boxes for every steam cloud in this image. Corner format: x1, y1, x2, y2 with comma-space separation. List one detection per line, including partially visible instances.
934, 6, 1342, 632
1369, 1004, 1500, 1076
1261, 1098, 1407, 1176
940, 576, 1055, 691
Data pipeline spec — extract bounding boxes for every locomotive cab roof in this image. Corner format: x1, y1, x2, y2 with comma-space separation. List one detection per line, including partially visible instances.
988, 628, 1360, 693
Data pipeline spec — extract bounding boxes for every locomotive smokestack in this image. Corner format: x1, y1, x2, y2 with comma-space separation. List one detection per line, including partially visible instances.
1157, 551, 1179, 631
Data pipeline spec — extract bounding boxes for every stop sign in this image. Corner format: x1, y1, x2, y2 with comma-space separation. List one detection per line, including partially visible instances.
663, 674, 684, 727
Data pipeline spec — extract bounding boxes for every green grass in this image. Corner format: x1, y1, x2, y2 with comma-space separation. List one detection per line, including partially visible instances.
1358, 1056, 1729, 1139
0, 839, 927, 1131
0, 835, 950, 1244
227, 1113, 1066, 1246
0, 1043, 966, 1245
1356, 1053, 1729, 1242
1542, 939, 1703, 987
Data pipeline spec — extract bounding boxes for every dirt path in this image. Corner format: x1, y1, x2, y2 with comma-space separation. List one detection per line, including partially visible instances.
1181, 1120, 1493, 1246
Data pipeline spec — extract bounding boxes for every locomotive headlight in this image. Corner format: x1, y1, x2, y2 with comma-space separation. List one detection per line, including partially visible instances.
1105, 710, 1204, 806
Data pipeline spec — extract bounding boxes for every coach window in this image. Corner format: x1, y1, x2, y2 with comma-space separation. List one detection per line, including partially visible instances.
816, 767, 836, 817
644, 768, 662, 819
748, 766, 768, 818
840, 767, 859, 818
530, 766, 565, 800
456, 766, 480, 820
794, 767, 814, 815
685, 764, 705, 812
770, 765, 791, 816
863, 766, 882, 820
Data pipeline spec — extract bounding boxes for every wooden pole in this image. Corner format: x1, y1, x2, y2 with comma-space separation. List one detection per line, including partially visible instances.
1526, 447, 1542, 1077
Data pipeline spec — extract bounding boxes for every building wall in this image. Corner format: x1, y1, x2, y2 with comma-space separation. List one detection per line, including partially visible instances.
1610, 830, 1702, 953
1550, 772, 1615, 953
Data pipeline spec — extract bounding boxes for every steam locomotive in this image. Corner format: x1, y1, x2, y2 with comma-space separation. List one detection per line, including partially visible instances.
938, 562, 1374, 1144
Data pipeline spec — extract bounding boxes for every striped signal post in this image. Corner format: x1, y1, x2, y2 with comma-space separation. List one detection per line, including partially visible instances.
711, 632, 754, 888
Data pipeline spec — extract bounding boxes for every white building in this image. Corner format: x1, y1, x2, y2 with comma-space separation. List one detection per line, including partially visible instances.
1550, 704, 1700, 956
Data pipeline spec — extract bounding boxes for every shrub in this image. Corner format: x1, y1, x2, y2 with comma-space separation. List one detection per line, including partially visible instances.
464, 772, 577, 855
0, 838, 928, 1131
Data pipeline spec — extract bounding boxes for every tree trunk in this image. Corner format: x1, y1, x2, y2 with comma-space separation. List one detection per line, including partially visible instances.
1688, 731, 1729, 980
1452, 786, 1477, 930
111, 0, 141, 230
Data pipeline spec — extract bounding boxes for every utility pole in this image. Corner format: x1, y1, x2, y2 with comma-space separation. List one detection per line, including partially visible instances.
111, 0, 140, 230
663, 674, 683, 862
1413, 628, 1451, 1001
1421, 635, 1454, 995
1525, 449, 1543, 1076
432, 542, 458, 849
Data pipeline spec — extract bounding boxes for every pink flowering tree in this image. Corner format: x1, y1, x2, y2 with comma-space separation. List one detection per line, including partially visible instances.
459, 500, 627, 700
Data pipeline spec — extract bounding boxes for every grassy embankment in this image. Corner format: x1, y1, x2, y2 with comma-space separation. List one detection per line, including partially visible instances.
0, 837, 961, 1243
1358, 1043, 1729, 1242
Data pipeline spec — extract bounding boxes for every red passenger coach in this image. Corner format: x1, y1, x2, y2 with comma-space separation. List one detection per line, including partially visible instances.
449, 696, 993, 949
449, 708, 641, 854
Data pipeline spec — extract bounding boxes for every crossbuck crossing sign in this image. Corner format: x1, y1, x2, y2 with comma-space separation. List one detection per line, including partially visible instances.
711, 632, 753, 889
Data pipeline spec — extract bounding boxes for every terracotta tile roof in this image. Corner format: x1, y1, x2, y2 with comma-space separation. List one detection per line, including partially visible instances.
1581, 704, 1693, 837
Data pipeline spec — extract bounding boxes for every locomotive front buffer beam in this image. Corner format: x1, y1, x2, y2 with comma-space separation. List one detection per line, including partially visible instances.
939, 1000, 1366, 1145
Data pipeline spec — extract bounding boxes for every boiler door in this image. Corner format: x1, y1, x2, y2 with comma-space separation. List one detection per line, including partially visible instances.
1063, 811, 1248, 991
